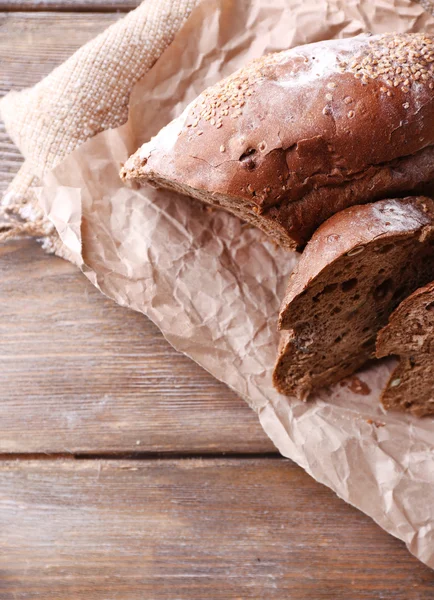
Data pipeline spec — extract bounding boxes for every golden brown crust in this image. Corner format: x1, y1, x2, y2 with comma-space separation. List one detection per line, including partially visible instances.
122, 33, 434, 248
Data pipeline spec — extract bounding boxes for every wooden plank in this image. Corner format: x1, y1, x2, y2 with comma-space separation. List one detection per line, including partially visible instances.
0, 12, 121, 93
0, 122, 21, 196
0, 0, 139, 11
1, 458, 433, 599
0, 239, 274, 454
0, 12, 122, 191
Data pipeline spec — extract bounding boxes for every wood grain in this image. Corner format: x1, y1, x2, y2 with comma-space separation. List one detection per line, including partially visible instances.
0, 12, 122, 192
1, 458, 433, 599
0, 239, 273, 454
0, 12, 120, 91
0, 0, 138, 11
0, 122, 21, 196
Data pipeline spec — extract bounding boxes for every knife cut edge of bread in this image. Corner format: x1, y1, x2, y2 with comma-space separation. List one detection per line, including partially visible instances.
273, 197, 434, 401
376, 281, 434, 417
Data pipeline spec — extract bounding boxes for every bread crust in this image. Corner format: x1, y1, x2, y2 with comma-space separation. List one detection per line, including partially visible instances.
122, 33, 434, 248
273, 197, 434, 400
278, 197, 434, 329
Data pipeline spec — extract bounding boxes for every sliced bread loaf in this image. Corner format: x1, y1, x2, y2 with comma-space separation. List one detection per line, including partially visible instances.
376, 282, 434, 417
121, 33, 434, 250
273, 197, 434, 400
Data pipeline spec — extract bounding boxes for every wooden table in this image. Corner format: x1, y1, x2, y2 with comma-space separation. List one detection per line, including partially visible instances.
1, 3, 434, 598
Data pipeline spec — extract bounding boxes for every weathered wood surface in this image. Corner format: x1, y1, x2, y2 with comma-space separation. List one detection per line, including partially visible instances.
0, 12, 120, 93
0, 0, 138, 10
0, 239, 274, 453
0, 122, 21, 196
1, 458, 434, 600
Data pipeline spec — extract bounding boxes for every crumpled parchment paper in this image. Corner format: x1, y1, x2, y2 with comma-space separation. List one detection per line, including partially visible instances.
38, 0, 434, 569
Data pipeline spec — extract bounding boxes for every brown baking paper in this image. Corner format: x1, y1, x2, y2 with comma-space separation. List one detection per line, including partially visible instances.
38, 0, 434, 568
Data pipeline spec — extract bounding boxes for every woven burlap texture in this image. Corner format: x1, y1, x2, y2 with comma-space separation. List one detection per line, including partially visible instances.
0, 0, 199, 255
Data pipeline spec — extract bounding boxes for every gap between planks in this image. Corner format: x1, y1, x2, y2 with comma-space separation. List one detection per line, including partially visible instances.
0, 451, 282, 461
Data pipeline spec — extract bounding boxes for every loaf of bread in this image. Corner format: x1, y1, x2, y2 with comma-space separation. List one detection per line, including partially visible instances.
121, 33, 434, 250
273, 197, 434, 400
376, 282, 434, 416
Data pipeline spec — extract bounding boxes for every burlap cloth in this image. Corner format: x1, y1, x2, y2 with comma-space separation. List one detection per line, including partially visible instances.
0, 0, 200, 256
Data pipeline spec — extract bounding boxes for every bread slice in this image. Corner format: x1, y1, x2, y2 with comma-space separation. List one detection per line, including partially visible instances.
376, 282, 434, 417
273, 197, 434, 400
121, 33, 434, 250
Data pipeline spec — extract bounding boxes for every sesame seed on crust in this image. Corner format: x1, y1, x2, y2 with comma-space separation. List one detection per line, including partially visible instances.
346, 33, 434, 93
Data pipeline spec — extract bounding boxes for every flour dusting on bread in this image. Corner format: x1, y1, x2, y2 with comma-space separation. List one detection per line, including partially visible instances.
122, 33, 434, 250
